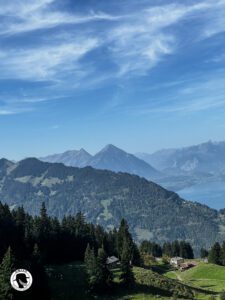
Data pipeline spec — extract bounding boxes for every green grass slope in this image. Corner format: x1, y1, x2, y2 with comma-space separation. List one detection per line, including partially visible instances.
47, 262, 213, 300
165, 262, 225, 293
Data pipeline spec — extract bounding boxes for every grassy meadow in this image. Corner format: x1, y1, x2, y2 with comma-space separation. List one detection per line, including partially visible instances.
165, 262, 225, 293
46, 260, 225, 300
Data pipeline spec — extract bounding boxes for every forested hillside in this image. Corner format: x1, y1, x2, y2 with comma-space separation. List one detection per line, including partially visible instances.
0, 158, 225, 252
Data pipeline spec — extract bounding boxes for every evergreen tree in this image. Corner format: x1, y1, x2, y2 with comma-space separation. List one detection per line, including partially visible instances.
200, 248, 209, 259
0, 247, 15, 300
132, 243, 142, 266
34, 202, 51, 262
96, 248, 112, 291
163, 242, 172, 257
29, 244, 51, 300
117, 219, 133, 260
208, 242, 222, 265
171, 240, 180, 257
221, 241, 225, 266
84, 244, 98, 291
180, 241, 194, 259
120, 240, 135, 288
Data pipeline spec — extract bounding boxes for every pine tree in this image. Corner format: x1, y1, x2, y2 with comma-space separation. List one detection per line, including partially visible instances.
163, 242, 172, 257
29, 243, 51, 300
171, 240, 180, 257
208, 242, 222, 265
120, 239, 135, 288
117, 219, 133, 259
34, 202, 51, 262
221, 241, 225, 266
180, 241, 194, 259
96, 248, 112, 291
84, 244, 98, 291
85, 245, 112, 292
0, 247, 15, 300
200, 248, 209, 259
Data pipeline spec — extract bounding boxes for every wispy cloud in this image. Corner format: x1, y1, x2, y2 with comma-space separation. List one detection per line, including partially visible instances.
0, 109, 15, 115
129, 74, 225, 115
1, 0, 225, 116
0, 39, 99, 81
0, 0, 120, 35
105, 1, 225, 76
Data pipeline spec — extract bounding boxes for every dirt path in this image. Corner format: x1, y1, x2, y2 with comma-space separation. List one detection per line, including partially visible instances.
173, 272, 183, 281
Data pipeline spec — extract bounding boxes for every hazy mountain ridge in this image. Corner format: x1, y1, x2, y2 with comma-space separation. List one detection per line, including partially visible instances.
40, 144, 161, 180
40, 148, 92, 168
136, 140, 225, 175
0, 157, 225, 252
136, 141, 225, 192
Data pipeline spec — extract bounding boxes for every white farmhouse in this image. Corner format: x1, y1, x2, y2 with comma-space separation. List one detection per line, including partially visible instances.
170, 257, 184, 267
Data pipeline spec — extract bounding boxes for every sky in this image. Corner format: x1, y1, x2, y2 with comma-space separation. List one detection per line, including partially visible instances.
1, 0, 225, 160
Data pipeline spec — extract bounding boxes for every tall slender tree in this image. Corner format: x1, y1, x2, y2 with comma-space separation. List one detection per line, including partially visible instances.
120, 239, 135, 287
96, 248, 112, 291
208, 242, 222, 265
84, 244, 98, 291
0, 247, 15, 300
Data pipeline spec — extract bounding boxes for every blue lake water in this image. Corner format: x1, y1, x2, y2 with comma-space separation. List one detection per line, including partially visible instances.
178, 180, 225, 210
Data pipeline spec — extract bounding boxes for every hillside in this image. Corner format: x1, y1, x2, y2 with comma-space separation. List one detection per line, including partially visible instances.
165, 262, 225, 293
0, 157, 225, 251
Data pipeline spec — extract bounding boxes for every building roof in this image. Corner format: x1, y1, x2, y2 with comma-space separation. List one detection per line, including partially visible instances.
170, 257, 183, 261
106, 256, 119, 265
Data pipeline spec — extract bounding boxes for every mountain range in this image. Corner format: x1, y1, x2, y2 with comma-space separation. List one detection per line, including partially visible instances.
0, 157, 225, 253
40, 144, 161, 180
40, 148, 92, 168
136, 140, 225, 191
40, 141, 225, 192
136, 140, 225, 175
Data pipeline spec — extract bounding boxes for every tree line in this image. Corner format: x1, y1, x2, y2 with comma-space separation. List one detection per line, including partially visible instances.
140, 240, 194, 259
201, 242, 225, 266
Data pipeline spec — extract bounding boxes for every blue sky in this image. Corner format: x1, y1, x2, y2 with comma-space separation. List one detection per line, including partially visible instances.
1, 0, 225, 160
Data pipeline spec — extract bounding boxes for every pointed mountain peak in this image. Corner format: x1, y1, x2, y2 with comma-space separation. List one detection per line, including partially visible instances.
100, 144, 125, 154
78, 148, 91, 155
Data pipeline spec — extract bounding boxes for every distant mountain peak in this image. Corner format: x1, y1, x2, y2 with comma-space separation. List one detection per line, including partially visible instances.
78, 148, 91, 155
40, 148, 92, 168
100, 144, 122, 152
39, 144, 161, 179
88, 144, 160, 179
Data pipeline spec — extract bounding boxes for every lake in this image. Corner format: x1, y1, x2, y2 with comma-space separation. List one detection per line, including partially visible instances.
178, 180, 225, 210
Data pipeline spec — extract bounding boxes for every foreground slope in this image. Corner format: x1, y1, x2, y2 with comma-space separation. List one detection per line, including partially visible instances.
48, 262, 212, 300
0, 158, 224, 250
